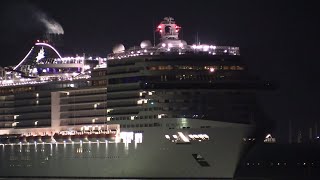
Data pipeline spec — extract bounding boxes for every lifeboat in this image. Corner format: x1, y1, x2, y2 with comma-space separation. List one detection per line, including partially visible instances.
53, 133, 64, 142
97, 133, 106, 141
42, 135, 52, 143
80, 134, 89, 142
64, 134, 72, 142
54, 134, 72, 142
26, 136, 35, 143
88, 133, 97, 142
8, 136, 19, 144
71, 134, 79, 142
95, 133, 116, 141
19, 136, 27, 143
72, 134, 82, 142
0, 136, 5, 144
35, 135, 42, 143
105, 133, 116, 141
0, 135, 10, 144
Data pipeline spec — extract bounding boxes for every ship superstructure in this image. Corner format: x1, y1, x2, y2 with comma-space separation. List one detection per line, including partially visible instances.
0, 41, 107, 130
0, 17, 272, 179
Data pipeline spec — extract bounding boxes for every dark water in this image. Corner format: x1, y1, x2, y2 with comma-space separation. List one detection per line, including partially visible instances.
236, 143, 320, 180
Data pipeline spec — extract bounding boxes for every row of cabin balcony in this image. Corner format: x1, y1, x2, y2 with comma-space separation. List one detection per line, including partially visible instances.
0, 118, 51, 128
5, 109, 50, 115
59, 92, 106, 99
60, 109, 106, 116
107, 73, 249, 85
60, 104, 107, 112
58, 89, 107, 98
59, 97, 105, 104
59, 119, 108, 126
60, 113, 107, 119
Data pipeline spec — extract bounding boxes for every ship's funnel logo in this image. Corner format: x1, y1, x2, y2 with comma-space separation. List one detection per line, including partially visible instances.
35, 47, 45, 62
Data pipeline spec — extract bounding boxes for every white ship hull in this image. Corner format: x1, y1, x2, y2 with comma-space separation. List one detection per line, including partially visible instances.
0, 119, 254, 179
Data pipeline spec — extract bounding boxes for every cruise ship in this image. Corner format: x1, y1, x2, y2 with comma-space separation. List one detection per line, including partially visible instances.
0, 17, 272, 179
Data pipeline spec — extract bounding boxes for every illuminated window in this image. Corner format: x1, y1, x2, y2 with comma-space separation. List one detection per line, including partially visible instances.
236, 66, 244, 70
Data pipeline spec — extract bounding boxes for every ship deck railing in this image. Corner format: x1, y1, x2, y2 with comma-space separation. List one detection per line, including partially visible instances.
107, 45, 240, 60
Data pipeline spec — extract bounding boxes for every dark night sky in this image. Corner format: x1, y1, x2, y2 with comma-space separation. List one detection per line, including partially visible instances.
0, 0, 319, 143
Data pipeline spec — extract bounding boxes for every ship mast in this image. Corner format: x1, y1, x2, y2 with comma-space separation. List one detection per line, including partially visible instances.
156, 17, 181, 42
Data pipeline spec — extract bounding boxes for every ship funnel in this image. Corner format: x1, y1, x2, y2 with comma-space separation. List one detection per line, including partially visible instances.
42, 33, 64, 47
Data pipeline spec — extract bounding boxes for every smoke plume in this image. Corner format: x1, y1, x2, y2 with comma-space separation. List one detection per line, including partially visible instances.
2, 2, 64, 35
35, 11, 64, 34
